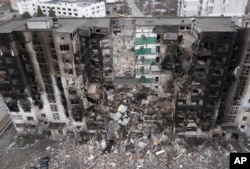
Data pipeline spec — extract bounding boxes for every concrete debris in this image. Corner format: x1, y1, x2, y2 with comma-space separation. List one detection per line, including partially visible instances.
118, 118, 130, 126
87, 154, 95, 161
110, 112, 122, 121
107, 121, 120, 141
9, 87, 234, 169
155, 149, 165, 156
117, 104, 128, 113
106, 90, 114, 101
141, 99, 148, 105
101, 139, 107, 150
16, 135, 232, 169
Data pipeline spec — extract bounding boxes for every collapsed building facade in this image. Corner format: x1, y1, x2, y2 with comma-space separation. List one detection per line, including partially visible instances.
0, 16, 250, 139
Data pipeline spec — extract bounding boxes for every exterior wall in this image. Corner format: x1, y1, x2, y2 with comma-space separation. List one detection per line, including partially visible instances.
222, 25, 250, 138
206, 0, 247, 16
178, 0, 248, 16
17, 0, 38, 16
1, 17, 250, 138
178, 0, 200, 17
17, 0, 106, 17
10, 0, 18, 10
0, 97, 11, 134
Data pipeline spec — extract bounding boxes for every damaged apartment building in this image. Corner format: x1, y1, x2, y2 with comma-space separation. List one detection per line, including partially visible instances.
0, 16, 250, 139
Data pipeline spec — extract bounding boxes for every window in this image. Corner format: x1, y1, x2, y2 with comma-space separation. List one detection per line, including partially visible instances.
27, 116, 34, 121
19, 42, 25, 48
5, 57, 14, 64
217, 44, 229, 52
48, 94, 56, 103
240, 125, 245, 129
52, 113, 60, 120
60, 45, 69, 51
50, 43, 55, 48
15, 123, 25, 128
50, 105, 58, 111
41, 114, 46, 118
12, 115, 22, 120
155, 76, 159, 82
8, 68, 18, 74
242, 116, 248, 121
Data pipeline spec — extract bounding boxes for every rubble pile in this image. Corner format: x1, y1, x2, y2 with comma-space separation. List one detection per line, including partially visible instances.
22, 87, 230, 169
112, 37, 135, 76
23, 135, 230, 169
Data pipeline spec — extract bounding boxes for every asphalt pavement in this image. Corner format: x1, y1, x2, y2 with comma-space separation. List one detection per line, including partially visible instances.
127, 0, 144, 17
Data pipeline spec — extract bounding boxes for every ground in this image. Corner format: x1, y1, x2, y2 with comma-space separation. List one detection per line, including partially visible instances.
0, 87, 243, 169
0, 0, 19, 21
0, 124, 232, 169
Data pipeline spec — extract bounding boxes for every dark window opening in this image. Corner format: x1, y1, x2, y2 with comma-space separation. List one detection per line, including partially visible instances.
60, 45, 69, 51
27, 116, 34, 121
155, 76, 159, 82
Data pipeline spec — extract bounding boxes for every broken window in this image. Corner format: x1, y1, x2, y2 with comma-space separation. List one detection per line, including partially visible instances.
209, 91, 218, 97
156, 46, 160, 53
179, 26, 185, 30
155, 76, 159, 82
207, 101, 216, 107
242, 116, 248, 121
156, 56, 160, 63
8, 68, 18, 74
48, 94, 56, 103
45, 85, 53, 93
69, 88, 77, 95
178, 100, 186, 105
19, 42, 25, 49
5, 57, 14, 64
64, 58, 71, 64
223, 88, 228, 93
70, 99, 79, 105
217, 44, 229, 52
58, 129, 63, 135
50, 43, 55, 49
15, 123, 25, 128
27, 116, 34, 121
95, 28, 101, 33
113, 27, 121, 34
210, 80, 221, 87
60, 45, 69, 51
197, 55, 210, 64
55, 65, 60, 73
213, 69, 224, 76
25, 64, 33, 72
50, 105, 58, 111
215, 57, 226, 64
28, 125, 36, 129
52, 113, 60, 120
240, 125, 245, 129
12, 79, 21, 85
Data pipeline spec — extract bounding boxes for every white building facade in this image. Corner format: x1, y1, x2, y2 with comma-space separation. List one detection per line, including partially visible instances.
17, 0, 106, 17
178, 0, 200, 17
178, 0, 248, 17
